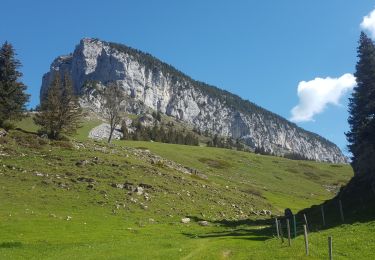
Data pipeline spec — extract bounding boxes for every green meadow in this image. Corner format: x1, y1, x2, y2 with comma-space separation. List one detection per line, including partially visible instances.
0, 119, 373, 259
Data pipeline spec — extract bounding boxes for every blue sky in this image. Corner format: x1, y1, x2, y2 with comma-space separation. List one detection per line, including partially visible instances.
1, 0, 375, 153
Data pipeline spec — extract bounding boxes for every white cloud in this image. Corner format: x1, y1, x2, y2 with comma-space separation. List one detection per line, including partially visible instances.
361, 9, 375, 38
290, 73, 356, 123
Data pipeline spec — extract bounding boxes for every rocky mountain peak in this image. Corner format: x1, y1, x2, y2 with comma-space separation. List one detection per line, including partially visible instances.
41, 38, 348, 163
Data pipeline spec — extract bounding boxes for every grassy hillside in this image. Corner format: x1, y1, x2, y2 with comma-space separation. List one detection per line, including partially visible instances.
2, 119, 371, 259
121, 140, 351, 213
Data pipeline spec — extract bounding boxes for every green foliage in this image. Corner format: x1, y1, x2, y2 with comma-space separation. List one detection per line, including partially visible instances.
34, 73, 82, 139
347, 32, 375, 179
284, 152, 312, 161
0, 41, 29, 127
125, 119, 200, 146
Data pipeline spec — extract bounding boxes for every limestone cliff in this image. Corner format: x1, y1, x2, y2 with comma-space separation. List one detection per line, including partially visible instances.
41, 38, 347, 163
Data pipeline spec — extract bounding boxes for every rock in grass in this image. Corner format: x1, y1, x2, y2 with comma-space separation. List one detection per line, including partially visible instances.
75, 160, 89, 167
198, 220, 209, 226
111, 183, 124, 189
181, 218, 190, 224
136, 186, 144, 195
0, 129, 7, 137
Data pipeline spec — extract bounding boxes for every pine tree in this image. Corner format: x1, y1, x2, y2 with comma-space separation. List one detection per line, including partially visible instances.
0, 41, 29, 127
34, 73, 82, 139
346, 32, 375, 179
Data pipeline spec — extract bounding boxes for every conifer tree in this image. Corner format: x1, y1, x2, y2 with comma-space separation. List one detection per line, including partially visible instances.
34, 73, 82, 139
0, 41, 29, 127
347, 32, 375, 179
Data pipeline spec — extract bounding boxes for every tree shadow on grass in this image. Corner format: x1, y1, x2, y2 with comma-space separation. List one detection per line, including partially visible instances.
183, 216, 274, 242
0, 242, 23, 248
296, 178, 375, 233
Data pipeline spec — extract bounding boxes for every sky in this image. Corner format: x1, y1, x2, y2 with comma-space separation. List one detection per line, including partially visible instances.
1, 0, 375, 154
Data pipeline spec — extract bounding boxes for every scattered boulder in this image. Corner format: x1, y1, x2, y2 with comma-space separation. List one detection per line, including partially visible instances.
136, 186, 144, 195
111, 183, 124, 189
124, 182, 134, 191
181, 217, 191, 224
75, 160, 89, 167
261, 209, 272, 216
139, 183, 153, 189
77, 177, 95, 183
66, 216, 72, 221
0, 129, 7, 137
198, 220, 209, 226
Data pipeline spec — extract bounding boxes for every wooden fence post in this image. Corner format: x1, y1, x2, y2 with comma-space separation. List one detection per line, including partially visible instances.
321, 205, 326, 226
293, 215, 297, 238
287, 219, 291, 246
275, 218, 280, 238
303, 224, 309, 256
303, 214, 309, 233
339, 200, 344, 223
328, 236, 333, 260
278, 220, 284, 243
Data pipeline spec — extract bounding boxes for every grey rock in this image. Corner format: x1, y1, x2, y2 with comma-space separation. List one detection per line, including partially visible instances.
0, 129, 7, 137
75, 160, 89, 167
111, 183, 124, 189
89, 123, 123, 140
198, 220, 209, 226
135, 186, 144, 195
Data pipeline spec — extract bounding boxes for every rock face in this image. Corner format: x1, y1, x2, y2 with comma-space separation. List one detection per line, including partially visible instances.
41, 38, 347, 163
89, 123, 123, 140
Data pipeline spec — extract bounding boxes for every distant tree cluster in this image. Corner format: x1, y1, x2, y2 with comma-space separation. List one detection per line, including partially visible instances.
206, 134, 246, 151
254, 147, 272, 156
283, 152, 311, 161
121, 119, 199, 146
0, 41, 29, 129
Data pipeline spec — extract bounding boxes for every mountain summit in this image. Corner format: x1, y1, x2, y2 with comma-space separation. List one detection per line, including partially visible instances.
41, 38, 347, 163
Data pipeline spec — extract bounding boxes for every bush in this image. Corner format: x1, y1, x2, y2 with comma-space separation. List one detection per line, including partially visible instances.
2, 121, 15, 131
9, 131, 48, 149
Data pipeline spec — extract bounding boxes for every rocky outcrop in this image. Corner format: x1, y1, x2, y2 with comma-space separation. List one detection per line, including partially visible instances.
41, 38, 347, 163
88, 123, 123, 141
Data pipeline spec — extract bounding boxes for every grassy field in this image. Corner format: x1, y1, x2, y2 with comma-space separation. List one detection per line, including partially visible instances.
1, 119, 373, 259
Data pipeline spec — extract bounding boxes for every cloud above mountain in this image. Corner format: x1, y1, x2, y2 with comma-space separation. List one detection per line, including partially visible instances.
361, 8, 375, 38
290, 74, 356, 122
